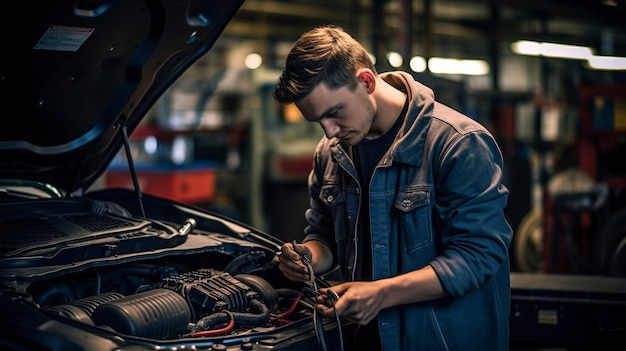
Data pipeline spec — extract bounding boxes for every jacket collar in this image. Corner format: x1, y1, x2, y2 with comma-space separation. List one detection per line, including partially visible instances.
378, 71, 434, 168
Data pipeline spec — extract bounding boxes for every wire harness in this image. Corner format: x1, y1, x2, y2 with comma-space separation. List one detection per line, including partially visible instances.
293, 241, 344, 351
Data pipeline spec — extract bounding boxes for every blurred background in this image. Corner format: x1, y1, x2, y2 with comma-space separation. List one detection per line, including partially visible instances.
102, 0, 626, 278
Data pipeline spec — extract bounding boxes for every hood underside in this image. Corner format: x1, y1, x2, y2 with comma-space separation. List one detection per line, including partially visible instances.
0, 0, 244, 195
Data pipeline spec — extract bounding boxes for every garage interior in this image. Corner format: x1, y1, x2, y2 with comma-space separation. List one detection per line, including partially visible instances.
101, 1, 626, 349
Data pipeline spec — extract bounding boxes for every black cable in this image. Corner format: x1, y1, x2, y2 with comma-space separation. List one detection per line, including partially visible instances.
332, 304, 344, 351
292, 240, 344, 351
307, 286, 344, 351
352, 325, 362, 349
313, 306, 327, 351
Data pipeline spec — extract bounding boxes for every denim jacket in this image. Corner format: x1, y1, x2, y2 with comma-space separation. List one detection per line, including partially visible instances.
303, 71, 513, 350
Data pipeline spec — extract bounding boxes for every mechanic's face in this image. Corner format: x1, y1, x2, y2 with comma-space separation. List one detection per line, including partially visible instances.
295, 78, 375, 146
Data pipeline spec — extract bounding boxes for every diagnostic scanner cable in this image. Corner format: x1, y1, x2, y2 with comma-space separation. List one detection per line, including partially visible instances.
292, 241, 344, 351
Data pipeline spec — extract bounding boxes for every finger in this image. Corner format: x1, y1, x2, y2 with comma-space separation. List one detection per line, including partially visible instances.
278, 264, 306, 282
316, 303, 339, 318
319, 284, 347, 302
279, 254, 308, 272
292, 244, 311, 259
278, 256, 310, 282
280, 243, 299, 261
317, 288, 340, 304
278, 258, 303, 275
285, 240, 310, 259
315, 293, 336, 307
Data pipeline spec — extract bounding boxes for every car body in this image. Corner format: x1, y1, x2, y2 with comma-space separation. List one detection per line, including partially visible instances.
0, 1, 349, 350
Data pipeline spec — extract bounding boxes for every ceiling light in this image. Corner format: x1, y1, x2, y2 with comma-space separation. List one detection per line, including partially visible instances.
387, 51, 403, 68
428, 57, 490, 75
409, 56, 427, 73
144, 136, 158, 155
244, 52, 263, 69
587, 55, 626, 70
512, 40, 626, 70
511, 40, 594, 60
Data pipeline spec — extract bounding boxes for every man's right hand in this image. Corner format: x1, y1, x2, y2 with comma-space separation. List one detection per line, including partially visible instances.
278, 241, 312, 282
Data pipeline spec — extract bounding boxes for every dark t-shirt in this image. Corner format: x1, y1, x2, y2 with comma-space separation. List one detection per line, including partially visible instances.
352, 97, 408, 281
350, 97, 407, 350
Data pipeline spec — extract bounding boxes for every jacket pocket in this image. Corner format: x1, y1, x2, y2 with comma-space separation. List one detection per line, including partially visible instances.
319, 184, 348, 242
394, 187, 432, 254
319, 183, 345, 207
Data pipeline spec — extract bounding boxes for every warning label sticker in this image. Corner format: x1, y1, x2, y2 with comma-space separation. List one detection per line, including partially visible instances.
34, 25, 94, 52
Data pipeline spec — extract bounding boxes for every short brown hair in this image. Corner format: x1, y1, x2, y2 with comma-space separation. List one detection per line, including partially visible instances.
273, 25, 376, 103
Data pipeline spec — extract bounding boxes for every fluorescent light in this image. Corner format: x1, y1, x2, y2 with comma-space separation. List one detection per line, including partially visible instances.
512, 40, 626, 70
539, 43, 594, 59
511, 41, 542, 56
587, 55, 626, 70
428, 57, 490, 75
512, 40, 594, 60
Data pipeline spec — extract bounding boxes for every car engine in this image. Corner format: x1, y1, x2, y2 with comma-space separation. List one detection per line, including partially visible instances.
0, 193, 326, 344
35, 266, 308, 340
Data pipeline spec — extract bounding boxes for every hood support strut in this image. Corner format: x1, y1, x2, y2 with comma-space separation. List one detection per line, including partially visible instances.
121, 125, 146, 217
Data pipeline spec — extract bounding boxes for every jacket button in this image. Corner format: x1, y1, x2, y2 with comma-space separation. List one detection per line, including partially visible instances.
327, 195, 334, 202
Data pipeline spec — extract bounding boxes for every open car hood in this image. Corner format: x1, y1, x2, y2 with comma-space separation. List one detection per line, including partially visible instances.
0, 0, 244, 195
0, 2, 356, 350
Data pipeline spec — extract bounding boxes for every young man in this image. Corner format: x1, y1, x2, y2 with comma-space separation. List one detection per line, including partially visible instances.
274, 25, 512, 351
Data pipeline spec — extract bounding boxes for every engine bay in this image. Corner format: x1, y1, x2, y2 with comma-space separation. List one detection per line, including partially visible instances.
26, 262, 319, 341
0, 192, 333, 347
